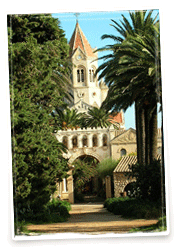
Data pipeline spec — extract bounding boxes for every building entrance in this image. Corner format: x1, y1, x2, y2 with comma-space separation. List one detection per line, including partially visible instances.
72, 155, 103, 203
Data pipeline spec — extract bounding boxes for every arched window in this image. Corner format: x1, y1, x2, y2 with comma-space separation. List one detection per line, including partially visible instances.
77, 68, 85, 83
72, 136, 78, 148
81, 69, 84, 82
82, 135, 88, 147
77, 69, 80, 82
89, 68, 95, 82
62, 136, 68, 148
89, 69, 92, 82
103, 134, 108, 146
92, 134, 98, 147
120, 148, 127, 157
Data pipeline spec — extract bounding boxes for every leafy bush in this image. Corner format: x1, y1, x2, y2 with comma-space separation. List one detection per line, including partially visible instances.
21, 199, 71, 224
104, 197, 162, 219
46, 198, 71, 218
97, 158, 120, 179
72, 156, 98, 194
128, 159, 162, 201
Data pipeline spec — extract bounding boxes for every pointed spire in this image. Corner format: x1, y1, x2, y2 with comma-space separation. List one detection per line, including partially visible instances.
74, 13, 80, 23
69, 20, 96, 58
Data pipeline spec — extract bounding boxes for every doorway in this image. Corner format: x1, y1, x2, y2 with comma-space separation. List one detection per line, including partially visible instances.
72, 155, 103, 203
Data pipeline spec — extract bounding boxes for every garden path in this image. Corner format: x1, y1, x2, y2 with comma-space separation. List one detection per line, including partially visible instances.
27, 203, 158, 234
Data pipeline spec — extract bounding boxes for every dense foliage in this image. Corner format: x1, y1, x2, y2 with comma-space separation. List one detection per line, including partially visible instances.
128, 159, 162, 201
84, 107, 112, 128
97, 158, 120, 179
104, 197, 162, 219
15, 199, 71, 234
72, 156, 98, 194
52, 107, 84, 130
97, 10, 161, 166
8, 14, 71, 225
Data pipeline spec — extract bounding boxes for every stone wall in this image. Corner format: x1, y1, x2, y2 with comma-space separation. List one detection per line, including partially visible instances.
113, 173, 136, 197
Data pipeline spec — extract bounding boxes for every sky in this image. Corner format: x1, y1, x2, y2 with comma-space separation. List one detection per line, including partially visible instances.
52, 10, 160, 130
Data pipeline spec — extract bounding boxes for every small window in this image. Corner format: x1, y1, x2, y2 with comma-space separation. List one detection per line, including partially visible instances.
89, 69, 92, 82
62, 136, 68, 148
92, 134, 98, 147
89, 68, 95, 82
92, 69, 95, 82
72, 136, 78, 148
77, 69, 80, 82
103, 134, 107, 146
120, 148, 127, 157
77, 68, 85, 83
81, 69, 84, 82
82, 135, 88, 147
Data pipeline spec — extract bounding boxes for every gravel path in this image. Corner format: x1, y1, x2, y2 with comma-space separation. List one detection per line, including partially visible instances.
27, 203, 158, 234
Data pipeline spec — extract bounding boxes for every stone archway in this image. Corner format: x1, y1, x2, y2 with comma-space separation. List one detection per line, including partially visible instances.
67, 150, 102, 203
68, 150, 102, 165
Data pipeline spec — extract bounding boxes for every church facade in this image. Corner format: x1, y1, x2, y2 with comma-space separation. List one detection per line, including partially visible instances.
54, 21, 162, 203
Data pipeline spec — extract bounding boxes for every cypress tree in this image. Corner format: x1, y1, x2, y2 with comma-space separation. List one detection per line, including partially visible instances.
8, 14, 71, 220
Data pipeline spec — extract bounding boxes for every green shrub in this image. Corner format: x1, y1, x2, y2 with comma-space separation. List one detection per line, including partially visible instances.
104, 197, 162, 219
19, 198, 71, 225
46, 198, 71, 220
97, 158, 120, 179
128, 159, 162, 201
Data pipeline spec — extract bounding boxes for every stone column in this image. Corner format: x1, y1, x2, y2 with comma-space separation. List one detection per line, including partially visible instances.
106, 175, 112, 199
98, 133, 103, 147
78, 134, 83, 148
67, 135, 73, 149
87, 133, 93, 148
67, 169, 74, 204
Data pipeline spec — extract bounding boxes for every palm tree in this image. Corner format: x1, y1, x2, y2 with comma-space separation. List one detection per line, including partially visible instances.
96, 10, 161, 165
85, 107, 112, 128
53, 107, 83, 129
111, 26, 161, 165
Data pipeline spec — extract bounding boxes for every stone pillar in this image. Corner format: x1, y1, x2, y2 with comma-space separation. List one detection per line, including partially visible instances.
78, 134, 83, 148
67, 169, 74, 204
68, 135, 73, 149
98, 133, 103, 147
87, 133, 93, 148
105, 175, 112, 199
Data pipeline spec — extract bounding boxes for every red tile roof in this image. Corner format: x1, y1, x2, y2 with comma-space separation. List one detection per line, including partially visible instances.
69, 22, 96, 58
109, 112, 123, 124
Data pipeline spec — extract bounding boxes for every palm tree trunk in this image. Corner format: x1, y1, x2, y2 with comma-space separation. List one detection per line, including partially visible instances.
149, 104, 158, 163
135, 101, 146, 165
144, 104, 151, 165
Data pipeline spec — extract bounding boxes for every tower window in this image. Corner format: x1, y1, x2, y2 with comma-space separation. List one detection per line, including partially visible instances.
77, 70, 80, 82
81, 69, 84, 82
77, 68, 85, 83
89, 68, 95, 82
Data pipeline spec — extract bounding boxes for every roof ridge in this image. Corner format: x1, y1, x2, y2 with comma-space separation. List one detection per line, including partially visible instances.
69, 22, 96, 57
77, 25, 87, 54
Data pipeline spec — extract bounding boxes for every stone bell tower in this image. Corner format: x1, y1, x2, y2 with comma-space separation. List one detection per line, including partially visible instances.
69, 20, 108, 113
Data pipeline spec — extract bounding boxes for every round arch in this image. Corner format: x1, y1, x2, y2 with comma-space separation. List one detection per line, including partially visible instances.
68, 150, 102, 165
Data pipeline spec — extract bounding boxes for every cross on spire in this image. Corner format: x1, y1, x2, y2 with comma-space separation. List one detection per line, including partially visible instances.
75, 13, 80, 23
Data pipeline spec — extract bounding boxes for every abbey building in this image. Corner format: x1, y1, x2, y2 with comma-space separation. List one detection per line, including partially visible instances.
54, 21, 162, 203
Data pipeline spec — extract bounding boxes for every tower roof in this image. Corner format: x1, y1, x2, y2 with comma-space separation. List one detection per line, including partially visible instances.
69, 21, 96, 58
